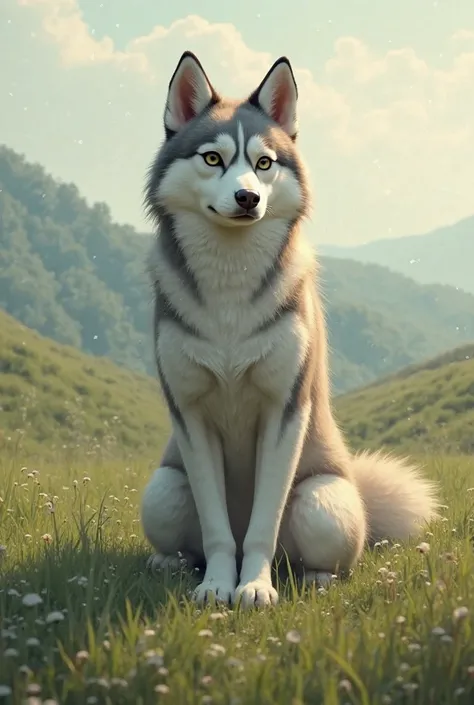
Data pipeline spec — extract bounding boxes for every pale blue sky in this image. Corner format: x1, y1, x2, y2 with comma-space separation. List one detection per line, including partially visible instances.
2, 0, 474, 244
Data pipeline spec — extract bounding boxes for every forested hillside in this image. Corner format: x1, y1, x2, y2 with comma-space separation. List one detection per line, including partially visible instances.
2, 145, 474, 392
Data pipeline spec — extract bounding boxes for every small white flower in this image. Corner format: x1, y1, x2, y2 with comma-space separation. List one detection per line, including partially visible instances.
453, 606, 469, 623
22, 593, 43, 607
154, 685, 170, 694
416, 542, 430, 554
286, 629, 302, 644
46, 611, 65, 624
75, 650, 89, 664
432, 626, 446, 636
26, 637, 41, 647
198, 629, 213, 638
0, 685, 12, 697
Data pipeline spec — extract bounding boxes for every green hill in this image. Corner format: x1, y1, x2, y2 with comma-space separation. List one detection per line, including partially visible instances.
335, 344, 474, 455
2, 308, 473, 461
2, 144, 474, 393
0, 309, 168, 461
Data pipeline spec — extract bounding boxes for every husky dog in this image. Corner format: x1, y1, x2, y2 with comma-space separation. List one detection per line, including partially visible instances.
141, 51, 439, 609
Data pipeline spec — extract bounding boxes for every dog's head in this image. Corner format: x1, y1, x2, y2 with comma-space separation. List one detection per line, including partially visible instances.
146, 52, 310, 231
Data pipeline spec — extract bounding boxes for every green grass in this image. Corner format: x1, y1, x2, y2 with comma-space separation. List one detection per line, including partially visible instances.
1, 449, 474, 704
0, 309, 169, 462
336, 345, 474, 455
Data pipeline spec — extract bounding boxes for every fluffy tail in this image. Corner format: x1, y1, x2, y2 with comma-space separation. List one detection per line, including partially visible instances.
352, 450, 440, 543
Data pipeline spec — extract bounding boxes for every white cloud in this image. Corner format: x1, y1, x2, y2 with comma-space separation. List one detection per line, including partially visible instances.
2, 0, 474, 244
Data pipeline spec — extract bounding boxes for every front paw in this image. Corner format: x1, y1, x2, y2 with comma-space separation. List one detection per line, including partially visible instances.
192, 578, 235, 606
233, 579, 279, 609
146, 551, 196, 573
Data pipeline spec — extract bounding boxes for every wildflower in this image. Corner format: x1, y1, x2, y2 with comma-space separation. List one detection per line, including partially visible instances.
339, 679, 352, 693
432, 626, 446, 636
7, 589, 20, 597
82, 476, 91, 485
145, 650, 164, 667
76, 650, 89, 664
27, 684, 41, 696
286, 629, 302, 644
46, 611, 65, 624
453, 606, 469, 623
4, 648, 19, 658
41, 533, 53, 544
206, 644, 226, 657
394, 616, 406, 625
0, 686, 12, 698
22, 593, 43, 607
198, 629, 213, 638
26, 638, 40, 647
416, 542, 430, 554
155, 684, 170, 694
209, 612, 226, 621
110, 679, 128, 688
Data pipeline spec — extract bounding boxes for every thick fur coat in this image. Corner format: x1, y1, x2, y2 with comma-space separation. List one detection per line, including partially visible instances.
140, 51, 439, 608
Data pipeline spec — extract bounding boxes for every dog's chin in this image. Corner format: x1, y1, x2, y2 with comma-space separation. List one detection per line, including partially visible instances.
205, 205, 264, 229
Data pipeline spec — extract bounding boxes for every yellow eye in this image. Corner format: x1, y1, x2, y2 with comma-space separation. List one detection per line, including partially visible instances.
256, 156, 273, 171
202, 151, 222, 167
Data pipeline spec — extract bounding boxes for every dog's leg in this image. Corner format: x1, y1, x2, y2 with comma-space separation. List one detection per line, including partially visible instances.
141, 464, 202, 572
234, 403, 310, 608
172, 415, 237, 605
279, 474, 367, 587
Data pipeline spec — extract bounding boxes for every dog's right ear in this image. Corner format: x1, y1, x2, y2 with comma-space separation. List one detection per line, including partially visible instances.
164, 51, 220, 139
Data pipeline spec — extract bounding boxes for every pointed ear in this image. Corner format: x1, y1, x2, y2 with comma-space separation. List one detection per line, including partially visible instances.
248, 57, 298, 139
164, 51, 220, 138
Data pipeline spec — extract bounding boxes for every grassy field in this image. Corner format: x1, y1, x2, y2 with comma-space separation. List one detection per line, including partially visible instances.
0, 309, 169, 462
335, 344, 474, 456
1, 448, 474, 704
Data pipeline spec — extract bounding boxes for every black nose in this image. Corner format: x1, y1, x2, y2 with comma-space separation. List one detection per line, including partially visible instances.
234, 189, 260, 211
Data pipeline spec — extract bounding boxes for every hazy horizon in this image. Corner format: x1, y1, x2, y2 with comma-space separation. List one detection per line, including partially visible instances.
2, 0, 474, 245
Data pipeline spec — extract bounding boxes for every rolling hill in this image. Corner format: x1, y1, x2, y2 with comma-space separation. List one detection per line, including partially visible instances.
0, 309, 169, 460
2, 144, 474, 393
335, 344, 474, 456
320, 214, 474, 294
1, 309, 473, 460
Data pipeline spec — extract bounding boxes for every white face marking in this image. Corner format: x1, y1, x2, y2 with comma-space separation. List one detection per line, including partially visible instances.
157, 120, 304, 229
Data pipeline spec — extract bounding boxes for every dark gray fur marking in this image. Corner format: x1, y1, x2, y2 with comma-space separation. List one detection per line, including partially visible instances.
159, 213, 203, 305
279, 355, 310, 439
250, 281, 302, 336
156, 356, 189, 441
154, 282, 203, 339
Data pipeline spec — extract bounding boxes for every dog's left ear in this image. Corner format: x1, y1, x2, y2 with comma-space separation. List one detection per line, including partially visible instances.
248, 57, 298, 140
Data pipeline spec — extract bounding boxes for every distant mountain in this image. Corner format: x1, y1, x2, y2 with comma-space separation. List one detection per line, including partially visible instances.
2, 144, 474, 394
320, 215, 474, 294
335, 343, 474, 456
